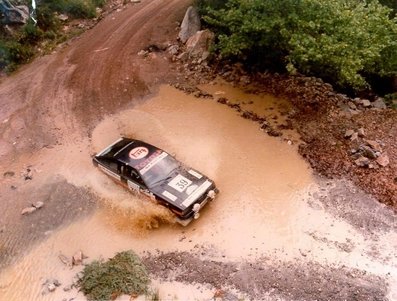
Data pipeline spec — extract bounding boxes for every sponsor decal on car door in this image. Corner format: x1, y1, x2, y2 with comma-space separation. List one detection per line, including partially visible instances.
127, 180, 140, 193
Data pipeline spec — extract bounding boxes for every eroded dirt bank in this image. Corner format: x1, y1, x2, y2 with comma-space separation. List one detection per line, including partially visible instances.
0, 0, 396, 300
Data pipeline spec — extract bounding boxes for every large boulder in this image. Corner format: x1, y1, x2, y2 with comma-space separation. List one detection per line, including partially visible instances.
0, 0, 29, 24
178, 6, 201, 43
186, 29, 214, 58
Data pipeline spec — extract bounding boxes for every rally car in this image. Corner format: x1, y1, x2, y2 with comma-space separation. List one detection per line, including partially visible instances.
92, 138, 218, 225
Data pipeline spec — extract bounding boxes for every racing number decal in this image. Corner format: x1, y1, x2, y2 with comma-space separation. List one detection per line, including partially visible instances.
168, 174, 192, 193
176, 179, 189, 190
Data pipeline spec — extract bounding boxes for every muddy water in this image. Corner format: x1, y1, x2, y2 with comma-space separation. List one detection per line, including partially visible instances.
0, 84, 314, 299
0, 84, 368, 300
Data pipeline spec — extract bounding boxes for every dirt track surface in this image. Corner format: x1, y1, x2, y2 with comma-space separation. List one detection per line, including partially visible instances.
0, 0, 185, 160
0, 1, 397, 301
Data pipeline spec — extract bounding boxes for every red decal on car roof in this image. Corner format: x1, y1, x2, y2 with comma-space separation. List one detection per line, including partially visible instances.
129, 147, 149, 160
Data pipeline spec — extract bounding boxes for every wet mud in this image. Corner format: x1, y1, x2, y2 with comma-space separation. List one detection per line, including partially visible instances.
144, 251, 389, 301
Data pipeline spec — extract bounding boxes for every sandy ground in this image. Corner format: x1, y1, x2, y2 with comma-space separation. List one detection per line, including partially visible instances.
0, 1, 396, 300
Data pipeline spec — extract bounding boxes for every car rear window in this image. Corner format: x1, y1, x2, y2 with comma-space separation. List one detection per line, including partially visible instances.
102, 139, 133, 158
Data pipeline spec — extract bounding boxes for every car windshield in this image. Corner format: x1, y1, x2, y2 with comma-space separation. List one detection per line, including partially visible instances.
139, 154, 179, 188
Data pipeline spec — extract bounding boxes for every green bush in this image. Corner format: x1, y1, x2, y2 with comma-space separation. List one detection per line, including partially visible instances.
201, 0, 397, 90
78, 251, 150, 301
36, 5, 61, 32
42, 0, 98, 19
21, 22, 44, 44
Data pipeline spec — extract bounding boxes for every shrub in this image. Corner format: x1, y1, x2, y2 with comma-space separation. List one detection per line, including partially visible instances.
77, 251, 150, 301
201, 0, 397, 91
36, 5, 61, 32
20, 21, 44, 44
42, 0, 97, 19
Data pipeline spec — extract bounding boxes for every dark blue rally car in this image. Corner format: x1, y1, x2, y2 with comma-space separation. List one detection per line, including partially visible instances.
93, 138, 218, 225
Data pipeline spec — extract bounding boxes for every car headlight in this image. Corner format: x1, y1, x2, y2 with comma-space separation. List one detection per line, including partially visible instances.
207, 190, 216, 199
193, 203, 201, 212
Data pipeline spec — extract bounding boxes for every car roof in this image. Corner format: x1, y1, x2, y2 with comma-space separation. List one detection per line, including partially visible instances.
112, 139, 164, 169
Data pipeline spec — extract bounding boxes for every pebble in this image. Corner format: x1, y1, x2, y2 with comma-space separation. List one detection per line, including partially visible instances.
357, 128, 365, 137
33, 201, 44, 209
376, 153, 390, 167
350, 132, 358, 141
355, 156, 370, 167
344, 129, 354, 138
362, 99, 371, 107
72, 250, 84, 265
21, 206, 37, 215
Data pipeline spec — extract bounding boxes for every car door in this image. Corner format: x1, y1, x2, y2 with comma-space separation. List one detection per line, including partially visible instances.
122, 165, 145, 194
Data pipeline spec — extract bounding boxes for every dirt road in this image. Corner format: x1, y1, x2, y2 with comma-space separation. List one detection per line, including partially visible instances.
0, 1, 396, 300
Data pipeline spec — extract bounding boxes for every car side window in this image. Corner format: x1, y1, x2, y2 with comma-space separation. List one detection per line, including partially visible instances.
101, 158, 119, 173
126, 167, 145, 186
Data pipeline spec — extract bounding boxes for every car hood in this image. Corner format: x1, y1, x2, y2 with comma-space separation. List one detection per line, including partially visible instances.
150, 168, 214, 210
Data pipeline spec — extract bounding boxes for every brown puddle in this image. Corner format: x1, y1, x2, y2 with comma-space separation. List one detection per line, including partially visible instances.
6, 83, 386, 300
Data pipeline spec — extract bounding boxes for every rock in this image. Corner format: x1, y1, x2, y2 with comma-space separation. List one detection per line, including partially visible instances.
186, 30, 215, 58
200, 50, 210, 62
33, 201, 44, 209
47, 283, 56, 292
177, 52, 189, 62
167, 44, 179, 55
1, 3, 29, 24
57, 14, 69, 22
137, 50, 148, 56
376, 153, 390, 167
357, 128, 365, 137
362, 99, 371, 107
131, 0, 141, 2
72, 250, 84, 265
21, 206, 37, 215
42, 278, 61, 293
347, 102, 357, 110
178, 6, 201, 43
372, 97, 387, 109
350, 132, 358, 141
353, 98, 362, 105
365, 139, 382, 152
344, 129, 354, 138
355, 156, 370, 167
63, 284, 73, 292
360, 145, 377, 159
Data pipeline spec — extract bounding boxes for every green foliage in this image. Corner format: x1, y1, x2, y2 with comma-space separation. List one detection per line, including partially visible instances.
36, 5, 61, 32
201, 0, 397, 90
20, 21, 44, 43
42, 0, 98, 19
379, 0, 397, 15
0, 0, 106, 72
0, 40, 34, 72
384, 92, 397, 108
78, 250, 150, 301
